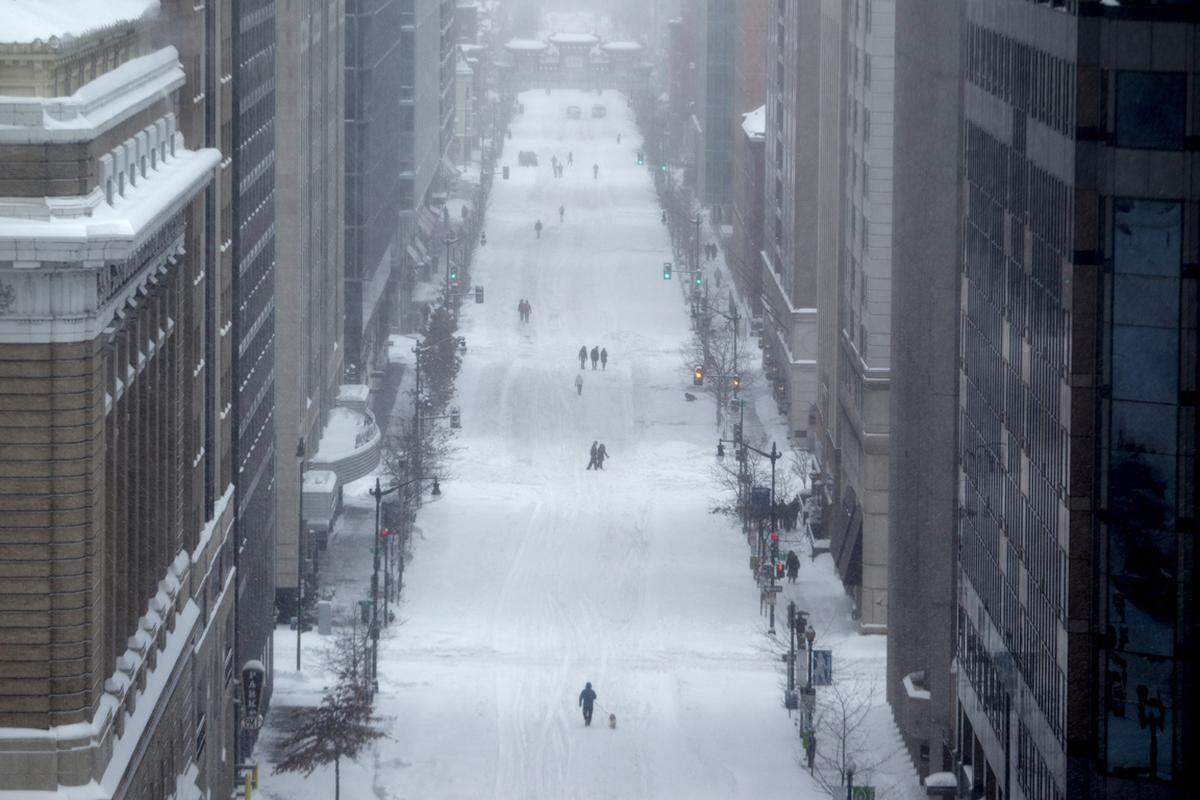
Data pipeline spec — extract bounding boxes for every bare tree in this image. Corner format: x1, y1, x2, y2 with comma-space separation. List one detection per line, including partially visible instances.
807, 664, 908, 799
681, 307, 748, 429
274, 627, 386, 800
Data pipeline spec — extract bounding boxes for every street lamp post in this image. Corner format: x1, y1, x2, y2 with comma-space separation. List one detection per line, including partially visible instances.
444, 236, 458, 303
368, 474, 441, 694
295, 437, 305, 671
717, 439, 781, 633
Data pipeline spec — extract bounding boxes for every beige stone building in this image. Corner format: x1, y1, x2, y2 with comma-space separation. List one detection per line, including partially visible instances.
0, 1, 239, 796
274, 0, 346, 620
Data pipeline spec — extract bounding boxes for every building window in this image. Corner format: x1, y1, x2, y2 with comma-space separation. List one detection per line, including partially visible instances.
1115, 72, 1186, 150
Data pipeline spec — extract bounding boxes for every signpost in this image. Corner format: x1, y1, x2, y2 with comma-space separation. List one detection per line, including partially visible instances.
811, 649, 833, 686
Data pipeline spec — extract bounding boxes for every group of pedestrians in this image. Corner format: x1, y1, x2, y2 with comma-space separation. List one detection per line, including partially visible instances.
771, 496, 804, 531
517, 298, 532, 323
586, 441, 610, 470
703, 242, 719, 261
577, 345, 608, 370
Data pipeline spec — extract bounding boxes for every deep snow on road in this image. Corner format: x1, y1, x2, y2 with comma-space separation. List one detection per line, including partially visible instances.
263, 89, 820, 799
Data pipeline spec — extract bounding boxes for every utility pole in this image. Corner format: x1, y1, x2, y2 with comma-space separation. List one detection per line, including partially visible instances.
412, 345, 422, 505
369, 477, 383, 694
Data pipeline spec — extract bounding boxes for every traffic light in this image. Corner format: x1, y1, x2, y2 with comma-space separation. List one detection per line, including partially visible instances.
450, 265, 459, 281
450, 407, 461, 429
730, 375, 741, 390
776, 561, 785, 579
637, 150, 644, 165
770, 531, 780, 560
693, 366, 704, 386
663, 262, 672, 280
661, 163, 668, 172
694, 272, 703, 287
380, 527, 391, 539
475, 284, 484, 303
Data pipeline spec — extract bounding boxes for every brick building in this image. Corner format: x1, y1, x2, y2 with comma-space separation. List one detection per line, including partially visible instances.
0, 1, 238, 796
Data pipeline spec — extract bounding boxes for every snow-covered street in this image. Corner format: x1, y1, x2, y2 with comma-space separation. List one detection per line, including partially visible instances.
258, 89, 913, 800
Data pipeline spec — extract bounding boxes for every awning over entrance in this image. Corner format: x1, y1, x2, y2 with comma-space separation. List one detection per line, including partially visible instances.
830, 485, 863, 587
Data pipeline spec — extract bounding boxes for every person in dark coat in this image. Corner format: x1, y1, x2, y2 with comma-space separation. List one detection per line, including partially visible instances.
535, 219, 543, 238
593, 163, 599, 179
590, 346, 599, 369
786, 550, 801, 583
600, 348, 608, 370
594, 443, 609, 470
559, 204, 565, 222
579, 682, 597, 726
578, 345, 588, 369
587, 441, 599, 470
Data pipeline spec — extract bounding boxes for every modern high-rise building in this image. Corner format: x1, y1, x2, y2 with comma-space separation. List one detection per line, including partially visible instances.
695, 0, 735, 212
0, 1, 237, 794
761, 0, 842, 444
345, 0, 404, 379
730, 0, 767, 310
231, 0, 279, 750
886, 0, 961, 779
827, 0, 895, 631
274, 0, 346, 617
956, 2, 1197, 798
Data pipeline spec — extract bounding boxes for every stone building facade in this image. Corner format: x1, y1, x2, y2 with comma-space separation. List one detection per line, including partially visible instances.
274, 0, 347, 620
829, 0, 895, 632
0, 3, 237, 796
885, 0, 961, 778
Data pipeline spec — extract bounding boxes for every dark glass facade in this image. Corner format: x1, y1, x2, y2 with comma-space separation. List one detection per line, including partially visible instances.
345, 0, 405, 375
956, 3, 1196, 799
231, 0, 277, 747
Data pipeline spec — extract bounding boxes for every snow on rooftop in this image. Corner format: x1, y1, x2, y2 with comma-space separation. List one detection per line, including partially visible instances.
1, 0, 161, 44
505, 38, 547, 52
601, 41, 642, 52
548, 32, 598, 45
741, 104, 766, 139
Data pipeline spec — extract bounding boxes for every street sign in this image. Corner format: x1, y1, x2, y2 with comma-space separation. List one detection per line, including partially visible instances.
811, 649, 833, 686
762, 584, 783, 593
240, 660, 265, 728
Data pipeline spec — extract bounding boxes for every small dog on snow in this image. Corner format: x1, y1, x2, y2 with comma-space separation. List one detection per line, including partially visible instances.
607, 713, 617, 730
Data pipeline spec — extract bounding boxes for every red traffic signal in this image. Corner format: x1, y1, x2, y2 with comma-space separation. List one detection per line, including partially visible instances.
379, 527, 391, 539
776, 562, 785, 578
771, 531, 779, 543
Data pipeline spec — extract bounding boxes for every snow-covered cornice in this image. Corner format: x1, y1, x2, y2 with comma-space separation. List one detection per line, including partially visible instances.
0, 47, 183, 144
0, 143, 219, 344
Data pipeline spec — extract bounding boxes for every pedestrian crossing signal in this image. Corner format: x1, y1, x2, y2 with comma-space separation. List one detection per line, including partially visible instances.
663, 262, 672, 280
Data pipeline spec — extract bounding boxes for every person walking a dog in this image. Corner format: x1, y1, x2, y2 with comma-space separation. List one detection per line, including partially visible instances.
579, 682, 597, 726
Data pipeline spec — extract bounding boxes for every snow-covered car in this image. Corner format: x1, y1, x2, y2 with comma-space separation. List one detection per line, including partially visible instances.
591, 104, 607, 118
566, 105, 582, 119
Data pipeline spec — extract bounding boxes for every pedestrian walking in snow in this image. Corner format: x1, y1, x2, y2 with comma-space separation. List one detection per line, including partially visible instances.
579, 682, 597, 726
559, 204, 565, 222
593, 163, 599, 179
517, 299, 524, 322
594, 443, 609, 469
535, 219, 543, 239
568, 151, 574, 166
617, 133, 622, 144
600, 348, 608, 370
575, 373, 584, 396
590, 346, 599, 369
578, 345, 587, 369
661, 209, 667, 224
786, 550, 800, 583
587, 441, 599, 470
